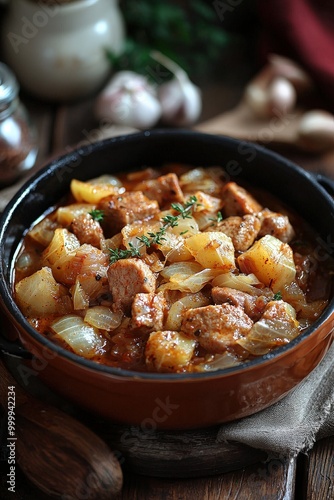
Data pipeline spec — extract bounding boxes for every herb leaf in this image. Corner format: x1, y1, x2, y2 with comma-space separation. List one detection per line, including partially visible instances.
89, 209, 104, 222
171, 195, 199, 219
161, 214, 179, 227
136, 235, 152, 247
209, 211, 223, 225
109, 243, 140, 264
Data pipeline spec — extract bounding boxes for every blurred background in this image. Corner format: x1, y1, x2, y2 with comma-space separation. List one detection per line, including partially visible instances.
0, 0, 333, 189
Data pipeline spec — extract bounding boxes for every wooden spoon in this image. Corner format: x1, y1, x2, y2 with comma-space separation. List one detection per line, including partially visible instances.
0, 358, 123, 499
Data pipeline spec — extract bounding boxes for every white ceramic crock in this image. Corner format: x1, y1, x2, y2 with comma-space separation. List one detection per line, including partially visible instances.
1, 0, 125, 101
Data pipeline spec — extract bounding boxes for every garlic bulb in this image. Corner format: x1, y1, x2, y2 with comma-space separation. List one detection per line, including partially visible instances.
152, 51, 202, 127
158, 77, 202, 127
244, 83, 271, 118
94, 71, 161, 129
245, 74, 296, 118
268, 77, 296, 115
268, 54, 313, 93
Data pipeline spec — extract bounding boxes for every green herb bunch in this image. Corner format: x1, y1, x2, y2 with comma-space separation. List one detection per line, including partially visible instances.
109, 0, 234, 81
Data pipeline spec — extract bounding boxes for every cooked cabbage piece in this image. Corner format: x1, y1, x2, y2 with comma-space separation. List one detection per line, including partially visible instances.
145, 331, 196, 372
56, 203, 96, 226
51, 314, 106, 358
15, 267, 71, 316
237, 300, 299, 355
70, 178, 122, 203
42, 228, 80, 283
28, 217, 59, 247
237, 235, 296, 293
185, 232, 235, 270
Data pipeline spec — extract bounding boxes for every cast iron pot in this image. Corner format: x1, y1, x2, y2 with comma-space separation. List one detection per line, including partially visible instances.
1, 130, 334, 430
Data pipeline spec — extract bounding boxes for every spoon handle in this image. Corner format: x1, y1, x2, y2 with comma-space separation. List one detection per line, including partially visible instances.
0, 358, 123, 498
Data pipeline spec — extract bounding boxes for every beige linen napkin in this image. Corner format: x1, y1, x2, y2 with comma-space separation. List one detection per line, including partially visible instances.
218, 342, 334, 457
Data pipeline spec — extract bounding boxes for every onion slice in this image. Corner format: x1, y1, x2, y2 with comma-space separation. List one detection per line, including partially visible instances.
84, 306, 123, 331
51, 315, 106, 359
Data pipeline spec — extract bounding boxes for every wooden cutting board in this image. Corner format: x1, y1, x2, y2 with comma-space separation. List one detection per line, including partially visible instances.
195, 98, 305, 146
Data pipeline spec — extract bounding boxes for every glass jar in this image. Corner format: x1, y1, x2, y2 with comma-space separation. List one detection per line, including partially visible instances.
0, 62, 38, 185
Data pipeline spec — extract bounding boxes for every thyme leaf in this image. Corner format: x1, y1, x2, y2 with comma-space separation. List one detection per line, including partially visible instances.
209, 211, 223, 224
136, 235, 152, 247
171, 195, 199, 219
147, 229, 167, 246
89, 209, 104, 222
161, 214, 179, 227
109, 242, 140, 264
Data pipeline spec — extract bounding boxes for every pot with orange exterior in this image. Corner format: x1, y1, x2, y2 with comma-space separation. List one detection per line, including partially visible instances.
0, 130, 333, 429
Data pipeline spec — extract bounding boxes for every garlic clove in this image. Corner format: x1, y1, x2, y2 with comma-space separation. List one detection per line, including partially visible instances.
244, 83, 271, 118
102, 71, 149, 91
268, 77, 296, 116
297, 110, 334, 151
94, 71, 162, 129
150, 50, 202, 127
158, 77, 202, 127
245, 75, 296, 118
244, 64, 277, 118
268, 54, 314, 93
108, 90, 161, 129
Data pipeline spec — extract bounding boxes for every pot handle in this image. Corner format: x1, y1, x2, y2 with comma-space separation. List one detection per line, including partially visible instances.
0, 335, 32, 359
0, 316, 32, 359
0, 335, 33, 359
312, 173, 334, 197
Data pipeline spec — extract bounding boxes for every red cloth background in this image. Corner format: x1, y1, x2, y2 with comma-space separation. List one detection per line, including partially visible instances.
258, 0, 334, 112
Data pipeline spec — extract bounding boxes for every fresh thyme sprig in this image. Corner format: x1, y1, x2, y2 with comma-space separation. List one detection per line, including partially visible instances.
89, 209, 104, 222
209, 211, 223, 225
171, 195, 199, 219
109, 242, 140, 264
140, 195, 199, 249
136, 235, 152, 247
216, 211, 223, 223
161, 213, 179, 227
109, 196, 200, 263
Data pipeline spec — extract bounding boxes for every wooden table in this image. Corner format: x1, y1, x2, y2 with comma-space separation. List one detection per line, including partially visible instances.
1, 67, 334, 499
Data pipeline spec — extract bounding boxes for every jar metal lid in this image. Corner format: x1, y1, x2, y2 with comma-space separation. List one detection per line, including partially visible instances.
0, 62, 19, 105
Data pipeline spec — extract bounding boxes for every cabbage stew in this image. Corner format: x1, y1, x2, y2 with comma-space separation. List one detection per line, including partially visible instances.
13, 165, 333, 373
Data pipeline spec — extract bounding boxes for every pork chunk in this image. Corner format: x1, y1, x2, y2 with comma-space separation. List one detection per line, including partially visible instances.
131, 292, 167, 330
212, 286, 270, 321
258, 211, 295, 243
222, 182, 262, 217
134, 173, 184, 208
181, 304, 253, 354
71, 214, 104, 248
98, 191, 159, 236
108, 258, 156, 313
214, 215, 261, 252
